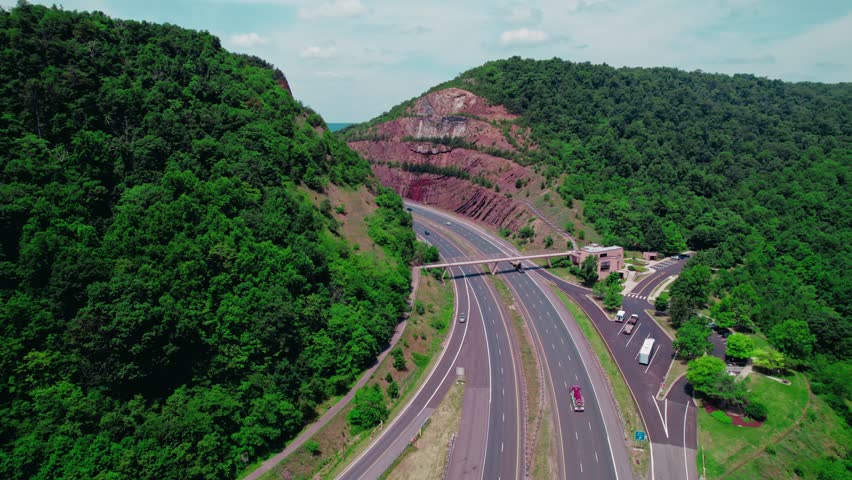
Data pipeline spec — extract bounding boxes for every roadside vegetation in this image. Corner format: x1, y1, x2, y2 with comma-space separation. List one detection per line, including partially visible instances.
0, 5, 420, 479
697, 370, 850, 479
383, 383, 464, 480
553, 289, 649, 477
260, 275, 455, 479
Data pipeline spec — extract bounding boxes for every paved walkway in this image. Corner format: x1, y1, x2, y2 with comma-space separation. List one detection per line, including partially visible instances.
242, 268, 420, 480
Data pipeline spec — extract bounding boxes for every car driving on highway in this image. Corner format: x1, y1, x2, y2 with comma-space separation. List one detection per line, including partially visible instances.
459, 312, 466, 323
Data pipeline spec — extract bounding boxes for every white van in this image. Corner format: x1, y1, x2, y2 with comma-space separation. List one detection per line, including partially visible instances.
615, 310, 626, 322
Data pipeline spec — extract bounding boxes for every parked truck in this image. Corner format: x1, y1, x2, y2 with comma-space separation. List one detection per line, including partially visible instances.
623, 314, 639, 334
570, 385, 585, 411
639, 338, 655, 365
615, 310, 626, 322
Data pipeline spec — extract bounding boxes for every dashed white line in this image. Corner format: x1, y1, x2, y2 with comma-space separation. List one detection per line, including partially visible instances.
595, 451, 599, 463
575, 431, 579, 440
588, 421, 592, 431
501, 442, 504, 453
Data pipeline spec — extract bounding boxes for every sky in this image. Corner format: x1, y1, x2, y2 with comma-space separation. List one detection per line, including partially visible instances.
8, 0, 852, 122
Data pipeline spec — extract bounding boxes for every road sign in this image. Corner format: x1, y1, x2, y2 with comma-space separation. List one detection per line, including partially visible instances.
634, 431, 647, 441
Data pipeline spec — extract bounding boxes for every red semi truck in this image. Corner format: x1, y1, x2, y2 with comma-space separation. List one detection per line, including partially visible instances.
570, 385, 584, 412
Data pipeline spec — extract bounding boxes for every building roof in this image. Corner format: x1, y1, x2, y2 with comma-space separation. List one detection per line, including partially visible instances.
582, 244, 623, 253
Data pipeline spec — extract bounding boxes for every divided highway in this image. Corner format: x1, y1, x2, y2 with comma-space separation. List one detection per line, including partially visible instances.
337, 217, 523, 479
409, 203, 633, 480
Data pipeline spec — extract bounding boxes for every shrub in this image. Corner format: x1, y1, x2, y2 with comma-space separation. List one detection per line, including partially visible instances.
765, 445, 776, 455
745, 400, 768, 421
391, 348, 406, 371
385, 372, 393, 383
347, 385, 388, 432
710, 409, 733, 424
304, 440, 320, 456
415, 301, 425, 315
386, 380, 399, 399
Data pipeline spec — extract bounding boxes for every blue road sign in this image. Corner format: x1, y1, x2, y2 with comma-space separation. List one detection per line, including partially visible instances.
634, 431, 646, 441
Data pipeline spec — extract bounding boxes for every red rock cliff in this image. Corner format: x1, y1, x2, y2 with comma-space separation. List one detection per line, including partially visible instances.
349, 88, 558, 245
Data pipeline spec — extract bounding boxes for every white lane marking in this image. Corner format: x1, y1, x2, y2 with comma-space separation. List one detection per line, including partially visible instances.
588, 421, 592, 431
501, 367, 504, 375
624, 323, 641, 347
595, 451, 599, 463
561, 338, 565, 344
652, 396, 669, 438
683, 401, 691, 480
558, 361, 562, 368
575, 431, 579, 440
580, 463, 583, 473
575, 374, 579, 381
503, 412, 505, 423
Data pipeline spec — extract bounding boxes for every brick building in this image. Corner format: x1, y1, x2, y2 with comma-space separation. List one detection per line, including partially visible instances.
569, 244, 625, 280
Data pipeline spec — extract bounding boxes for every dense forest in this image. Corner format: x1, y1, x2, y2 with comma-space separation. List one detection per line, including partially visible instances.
364, 58, 851, 427
0, 4, 415, 479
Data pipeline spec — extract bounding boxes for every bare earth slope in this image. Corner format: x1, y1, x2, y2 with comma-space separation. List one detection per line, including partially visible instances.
349, 88, 559, 246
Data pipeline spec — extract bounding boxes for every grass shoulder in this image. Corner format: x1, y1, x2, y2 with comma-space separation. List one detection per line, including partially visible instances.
696, 370, 849, 479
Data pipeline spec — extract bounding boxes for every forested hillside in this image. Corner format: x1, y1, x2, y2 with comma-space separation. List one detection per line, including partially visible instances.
0, 4, 414, 479
376, 58, 851, 424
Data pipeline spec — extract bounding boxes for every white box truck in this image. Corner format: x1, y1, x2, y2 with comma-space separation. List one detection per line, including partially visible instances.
615, 310, 626, 322
639, 338, 655, 365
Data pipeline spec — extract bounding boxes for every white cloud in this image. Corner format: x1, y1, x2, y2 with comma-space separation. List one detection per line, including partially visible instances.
505, 4, 542, 24
229, 32, 267, 47
300, 44, 338, 59
500, 28, 549, 46
299, 0, 366, 19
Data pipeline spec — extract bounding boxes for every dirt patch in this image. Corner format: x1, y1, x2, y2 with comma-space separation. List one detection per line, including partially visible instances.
704, 405, 763, 428
385, 383, 465, 479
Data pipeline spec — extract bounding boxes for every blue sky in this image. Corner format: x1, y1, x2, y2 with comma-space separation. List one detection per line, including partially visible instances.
10, 0, 852, 122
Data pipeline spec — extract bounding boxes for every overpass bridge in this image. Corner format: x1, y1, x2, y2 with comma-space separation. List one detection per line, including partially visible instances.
420, 250, 576, 277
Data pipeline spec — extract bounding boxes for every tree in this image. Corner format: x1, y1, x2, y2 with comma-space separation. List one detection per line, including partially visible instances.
386, 380, 399, 399
752, 348, 787, 375
686, 355, 726, 397
669, 294, 693, 329
670, 264, 712, 309
655, 292, 669, 312
579, 254, 599, 287
725, 333, 754, 360
603, 281, 623, 310
347, 385, 388, 432
391, 348, 407, 371
592, 281, 606, 299
673, 320, 712, 360
769, 320, 816, 359
712, 374, 749, 409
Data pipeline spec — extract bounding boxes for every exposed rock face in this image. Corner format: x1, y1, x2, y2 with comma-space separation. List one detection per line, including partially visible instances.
349, 88, 559, 246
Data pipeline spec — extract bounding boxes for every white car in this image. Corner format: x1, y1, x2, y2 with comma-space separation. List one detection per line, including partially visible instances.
459, 313, 466, 323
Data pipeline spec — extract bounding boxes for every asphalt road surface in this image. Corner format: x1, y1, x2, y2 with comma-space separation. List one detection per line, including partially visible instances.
409, 203, 632, 480
338, 217, 522, 479
542, 258, 699, 480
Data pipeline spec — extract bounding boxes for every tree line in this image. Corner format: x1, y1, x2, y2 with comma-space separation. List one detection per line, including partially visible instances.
0, 4, 414, 479
412, 57, 849, 429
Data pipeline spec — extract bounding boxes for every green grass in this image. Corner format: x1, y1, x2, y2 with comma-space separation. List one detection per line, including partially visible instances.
553, 288, 649, 476
697, 371, 813, 479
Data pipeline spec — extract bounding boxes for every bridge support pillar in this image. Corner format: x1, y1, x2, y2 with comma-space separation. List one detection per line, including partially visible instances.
547, 258, 552, 268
